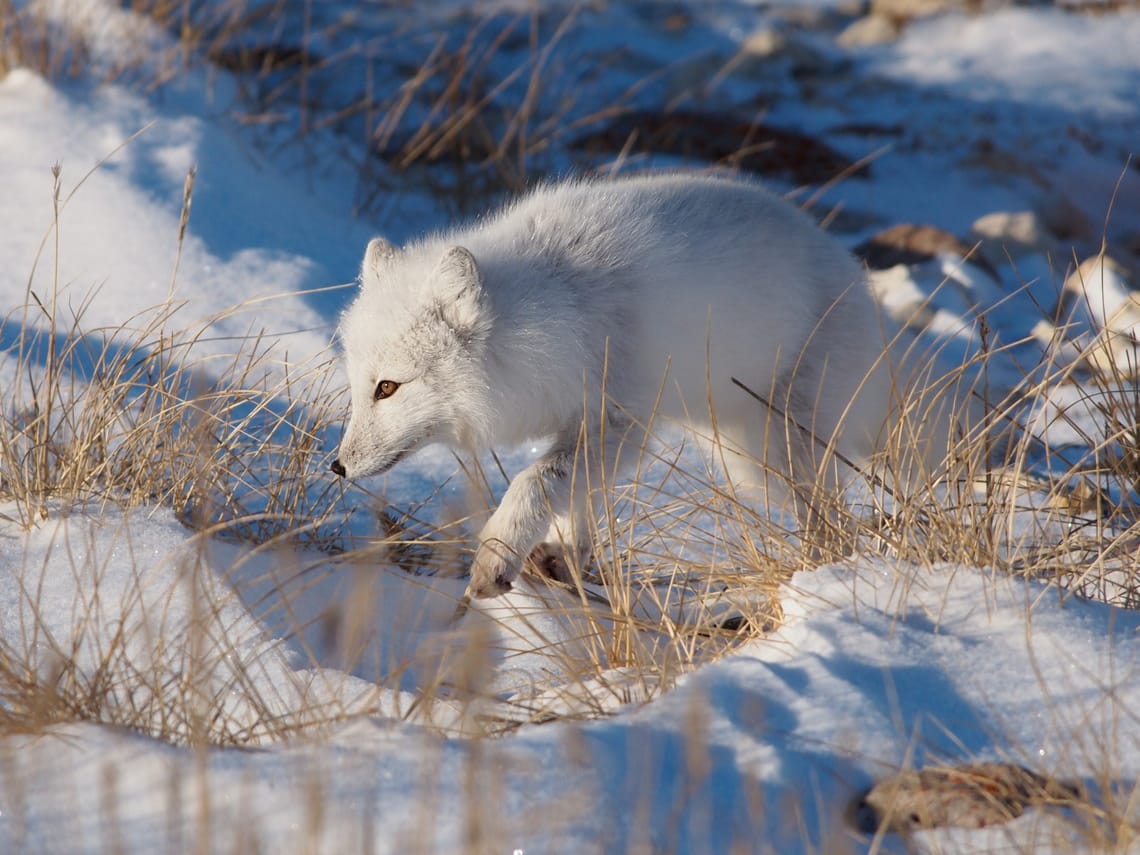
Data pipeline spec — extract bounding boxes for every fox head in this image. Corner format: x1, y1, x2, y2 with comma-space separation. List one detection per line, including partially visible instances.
331, 237, 495, 480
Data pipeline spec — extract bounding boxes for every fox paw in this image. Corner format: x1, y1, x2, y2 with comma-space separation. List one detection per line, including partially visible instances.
466, 542, 520, 599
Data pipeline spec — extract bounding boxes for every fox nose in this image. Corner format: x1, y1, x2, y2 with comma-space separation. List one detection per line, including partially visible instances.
330, 459, 346, 478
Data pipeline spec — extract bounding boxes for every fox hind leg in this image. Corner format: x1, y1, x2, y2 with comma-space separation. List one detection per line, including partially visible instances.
524, 505, 594, 587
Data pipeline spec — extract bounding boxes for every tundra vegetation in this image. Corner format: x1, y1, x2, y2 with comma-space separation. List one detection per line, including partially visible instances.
1, 0, 1139, 851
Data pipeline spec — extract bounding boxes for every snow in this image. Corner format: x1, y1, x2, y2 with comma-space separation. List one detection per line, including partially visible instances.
866, 9, 1140, 119
2, 0, 1139, 852
0, 64, 365, 374
4, 515, 1136, 853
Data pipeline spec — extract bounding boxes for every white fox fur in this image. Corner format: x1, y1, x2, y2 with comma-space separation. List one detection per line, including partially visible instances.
333, 173, 896, 598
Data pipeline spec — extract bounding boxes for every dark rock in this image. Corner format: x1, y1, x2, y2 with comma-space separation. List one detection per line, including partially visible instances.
209, 44, 312, 73
854, 223, 1000, 281
570, 110, 869, 185
850, 762, 1081, 833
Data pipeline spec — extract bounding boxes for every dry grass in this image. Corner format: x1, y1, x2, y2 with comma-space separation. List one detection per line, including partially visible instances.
2, 4, 1139, 852
1, 0, 751, 216
0, 157, 374, 746
0, 146, 776, 750
0, 0, 591, 208
0, 169, 347, 546
1, 58, 1137, 750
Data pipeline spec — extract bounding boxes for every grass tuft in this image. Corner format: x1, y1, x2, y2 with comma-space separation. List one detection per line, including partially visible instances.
1, 5, 1138, 850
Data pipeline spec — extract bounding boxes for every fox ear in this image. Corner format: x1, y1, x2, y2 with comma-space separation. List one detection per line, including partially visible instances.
438, 245, 478, 285
362, 237, 397, 275
434, 246, 489, 337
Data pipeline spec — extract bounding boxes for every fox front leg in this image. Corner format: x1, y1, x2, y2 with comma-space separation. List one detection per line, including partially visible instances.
466, 447, 578, 599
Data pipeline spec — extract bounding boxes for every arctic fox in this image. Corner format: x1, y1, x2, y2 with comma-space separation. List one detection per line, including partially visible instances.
332, 173, 893, 599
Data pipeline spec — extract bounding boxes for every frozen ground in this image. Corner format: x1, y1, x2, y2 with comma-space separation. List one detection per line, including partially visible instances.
4, 506, 1137, 853
1, 0, 1139, 852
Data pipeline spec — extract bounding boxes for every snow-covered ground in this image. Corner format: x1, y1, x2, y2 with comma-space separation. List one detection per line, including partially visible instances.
1, 0, 1139, 852
5, 511, 1137, 853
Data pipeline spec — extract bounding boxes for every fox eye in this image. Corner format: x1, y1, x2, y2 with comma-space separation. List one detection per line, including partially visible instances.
373, 380, 400, 401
